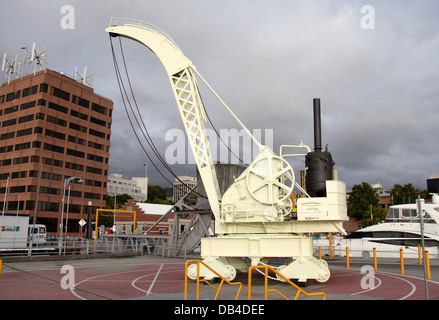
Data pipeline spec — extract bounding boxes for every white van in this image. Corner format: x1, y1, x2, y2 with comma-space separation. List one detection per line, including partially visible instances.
28, 224, 47, 245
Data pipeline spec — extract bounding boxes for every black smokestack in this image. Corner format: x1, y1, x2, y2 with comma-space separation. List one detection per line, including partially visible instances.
313, 98, 322, 152
305, 98, 334, 197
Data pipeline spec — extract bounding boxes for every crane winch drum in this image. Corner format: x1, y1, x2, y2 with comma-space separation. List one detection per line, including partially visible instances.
106, 17, 348, 283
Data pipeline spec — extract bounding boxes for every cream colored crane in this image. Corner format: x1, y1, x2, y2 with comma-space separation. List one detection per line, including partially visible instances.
106, 18, 348, 283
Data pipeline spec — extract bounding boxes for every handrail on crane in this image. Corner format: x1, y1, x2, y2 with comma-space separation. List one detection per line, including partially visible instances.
184, 260, 243, 300
108, 17, 182, 52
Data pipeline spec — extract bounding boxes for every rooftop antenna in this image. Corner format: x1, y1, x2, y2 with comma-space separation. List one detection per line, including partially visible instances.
28, 42, 48, 75
2, 43, 49, 83
74, 66, 94, 87
1, 53, 19, 84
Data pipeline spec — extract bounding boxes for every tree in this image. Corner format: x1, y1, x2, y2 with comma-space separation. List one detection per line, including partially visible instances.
106, 193, 133, 209
391, 183, 429, 204
147, 185, 168, 202
348, 182, 385, 226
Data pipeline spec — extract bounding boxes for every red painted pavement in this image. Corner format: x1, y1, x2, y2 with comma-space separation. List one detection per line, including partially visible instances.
1, 263, 439, 300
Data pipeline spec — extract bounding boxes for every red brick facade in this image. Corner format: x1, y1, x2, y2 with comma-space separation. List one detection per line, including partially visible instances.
0, 69, 113, 236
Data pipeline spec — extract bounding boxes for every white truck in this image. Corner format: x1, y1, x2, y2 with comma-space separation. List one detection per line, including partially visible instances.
0, 213, 46, 248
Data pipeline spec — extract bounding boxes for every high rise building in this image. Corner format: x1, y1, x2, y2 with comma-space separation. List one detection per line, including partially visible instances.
172, 176, 197, 203
0, 69, 113, 236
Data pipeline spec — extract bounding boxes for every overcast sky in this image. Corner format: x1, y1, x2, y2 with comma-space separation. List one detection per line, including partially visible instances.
1, 1, 438, 191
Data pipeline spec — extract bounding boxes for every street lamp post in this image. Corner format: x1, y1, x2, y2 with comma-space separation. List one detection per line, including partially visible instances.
59, 176, 82, 255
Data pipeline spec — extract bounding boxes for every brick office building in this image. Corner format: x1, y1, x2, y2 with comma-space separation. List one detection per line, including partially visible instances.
0, 69, 113, 236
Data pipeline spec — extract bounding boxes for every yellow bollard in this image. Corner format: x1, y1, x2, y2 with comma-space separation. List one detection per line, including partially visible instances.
426, 250, 431, 280
329, 233, 333, 261
400, 248, 405, 275
318, 246, 322, 260
373, 248, 378, 271
346, 247, 350, 269
418, 244, 422, 265
0, 259, 2, 281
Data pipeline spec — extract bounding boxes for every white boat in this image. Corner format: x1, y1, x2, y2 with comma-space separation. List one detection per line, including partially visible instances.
314, 198, 439, 259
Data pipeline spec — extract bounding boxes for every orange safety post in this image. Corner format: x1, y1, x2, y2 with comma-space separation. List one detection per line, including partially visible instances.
418, 244, 422, 265
400, 248, 405, 275
373, 248, 378, 271
426, 250, 431, 280
318, 247, 322, 260
0, 259, 2, 280
346, 247, 350, 269
329, 233, 333, 261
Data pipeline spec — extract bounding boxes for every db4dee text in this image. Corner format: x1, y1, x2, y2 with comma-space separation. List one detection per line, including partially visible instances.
219, 304, 264, 315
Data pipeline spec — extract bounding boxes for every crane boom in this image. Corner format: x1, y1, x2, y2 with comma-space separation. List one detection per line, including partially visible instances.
107, 18, 221, 215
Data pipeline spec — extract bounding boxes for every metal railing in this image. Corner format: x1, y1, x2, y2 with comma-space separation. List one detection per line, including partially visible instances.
248, 265, 326, 300
184, 260, 242, 300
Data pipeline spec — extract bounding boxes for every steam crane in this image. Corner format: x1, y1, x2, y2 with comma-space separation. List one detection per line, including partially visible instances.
106, 18, 348, 283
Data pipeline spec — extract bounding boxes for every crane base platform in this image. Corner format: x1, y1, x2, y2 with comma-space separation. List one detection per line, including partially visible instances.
186, 234, 330, 283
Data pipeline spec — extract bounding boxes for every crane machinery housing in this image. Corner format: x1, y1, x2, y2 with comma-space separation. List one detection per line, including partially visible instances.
106, 18, 348, 283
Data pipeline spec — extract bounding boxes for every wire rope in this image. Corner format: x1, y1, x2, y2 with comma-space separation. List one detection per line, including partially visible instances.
109, 36, 207, 198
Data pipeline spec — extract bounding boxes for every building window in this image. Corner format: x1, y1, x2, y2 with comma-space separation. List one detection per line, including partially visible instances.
43, 143, 64, 154
71, 109, 88, 121
11, 171, 27, 179
46, 115, 67, 127
72, 95, 90, 108
43, 157, 63, 168
22, 85, 38, 97
0, 159, 12, 167
45, 129, 66, 140
88, 141, 104, 150
65, 162, 84, 171
1, 132, 15, 140
6, 90, 21, 102
4, 105, 19, 115
87, 153, 103, 163
20, 101, 36, 111
84, 192, 101, 200
90, 117, 106, 127
38, 201, 60, 212
69, 122, 87, 133
91, 102, 107, 115
48, 101, 68, 114
86, 166, 103, 175
2, 118, 17, 127
18, 114, 34, 124
39, 83, 48, 93
13, 156, 29, 165
50, 86, 70, 101
66, 148, 85, 158
10, 186, 26, 193
89, 128, 105, 138
15, 142, 31, 151
68, 135, 86, 146
16, 128, 32, 137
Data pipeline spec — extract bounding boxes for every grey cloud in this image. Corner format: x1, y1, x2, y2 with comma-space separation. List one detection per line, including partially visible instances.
1, 0, 438, 191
